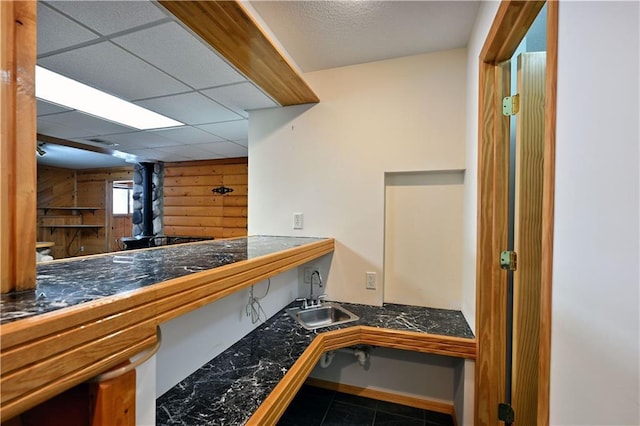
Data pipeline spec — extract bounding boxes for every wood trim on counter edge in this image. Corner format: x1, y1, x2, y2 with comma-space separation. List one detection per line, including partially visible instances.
247, 327, 476, 425
0, 238, 334, 421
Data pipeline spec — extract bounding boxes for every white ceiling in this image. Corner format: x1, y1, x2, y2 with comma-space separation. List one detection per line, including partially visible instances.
249, 1, 481, 73
36, 0, 480, 169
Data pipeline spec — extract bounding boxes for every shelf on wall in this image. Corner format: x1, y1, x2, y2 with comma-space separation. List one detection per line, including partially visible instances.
38, 207, 101, 216
39, 224, 104, 237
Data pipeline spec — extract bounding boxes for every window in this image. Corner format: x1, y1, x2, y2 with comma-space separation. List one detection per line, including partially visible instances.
113, 180, 134, 215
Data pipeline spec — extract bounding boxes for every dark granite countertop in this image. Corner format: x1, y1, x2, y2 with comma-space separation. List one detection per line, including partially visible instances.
0, 236, 327, 325
156, 302, 474, 425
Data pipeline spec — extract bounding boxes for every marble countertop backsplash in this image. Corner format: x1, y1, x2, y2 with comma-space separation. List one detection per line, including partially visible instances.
156, 302, 474, 425
0, 236, 326, 324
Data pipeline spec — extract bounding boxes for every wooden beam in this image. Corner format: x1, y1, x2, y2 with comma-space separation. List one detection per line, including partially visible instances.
158, 1, 319, 106
0, 0, 37, 292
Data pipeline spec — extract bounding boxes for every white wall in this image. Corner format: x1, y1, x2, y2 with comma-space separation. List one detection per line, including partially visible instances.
551, 2, 639, 424
461, 0, 501, 335
384, 171, 464, 309
249, 49, 467, 307
135, 270, 299, 425
309, 348, 457, 405
156, 270, 298, 396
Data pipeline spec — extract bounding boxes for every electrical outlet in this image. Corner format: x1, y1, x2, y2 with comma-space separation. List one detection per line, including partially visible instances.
366, 272, 376, 290
304, 267, 312, 283
79, 246, 85, 252
293, 212, 304, 229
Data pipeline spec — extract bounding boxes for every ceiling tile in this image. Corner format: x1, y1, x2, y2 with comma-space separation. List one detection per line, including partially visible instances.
196, 120, 248, 141
160, 145, 223, 161
80, 131, 174, 150
38, 111, 136, 139
196, 141, 248, 158
45, 1, 168, 36
38, 2, 99, 56
125, 147, 187, 163
135, 93, 242, 125
201, 82, 278, 117
37, 99, 73, 116
113, 22, 245, 90
232, 139, 248, 148
149, 127, 225, 145
38, 41, 190, 101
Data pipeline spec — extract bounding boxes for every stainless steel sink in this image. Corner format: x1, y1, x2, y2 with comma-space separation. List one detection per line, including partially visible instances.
287, 302, 359, 331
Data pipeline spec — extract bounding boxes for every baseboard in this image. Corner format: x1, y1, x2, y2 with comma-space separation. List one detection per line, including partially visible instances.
305, 377, 458, 426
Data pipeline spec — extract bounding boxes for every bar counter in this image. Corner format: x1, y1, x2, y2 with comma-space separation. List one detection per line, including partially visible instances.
0, 236, 334, 420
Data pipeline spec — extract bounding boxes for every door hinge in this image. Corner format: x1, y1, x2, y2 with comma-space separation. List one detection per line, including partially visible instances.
498, 402, 515, 423
502, 94, 520, 116
500, 250, 517, 271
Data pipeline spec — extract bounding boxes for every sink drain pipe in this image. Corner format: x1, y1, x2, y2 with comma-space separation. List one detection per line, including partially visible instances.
319, 345, 373, 368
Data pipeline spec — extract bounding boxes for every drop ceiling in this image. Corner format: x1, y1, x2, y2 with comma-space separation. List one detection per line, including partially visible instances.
36, 0, 480, 169
36, 0, 277, 168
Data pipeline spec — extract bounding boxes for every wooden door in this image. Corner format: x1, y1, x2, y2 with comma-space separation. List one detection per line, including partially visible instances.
512, 52, 546, 425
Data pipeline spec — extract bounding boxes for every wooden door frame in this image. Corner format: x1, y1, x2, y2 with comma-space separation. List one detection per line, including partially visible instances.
474, 1, 557, 425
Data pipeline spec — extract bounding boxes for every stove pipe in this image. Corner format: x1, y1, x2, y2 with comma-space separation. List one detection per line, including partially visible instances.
141, 162, 154, 237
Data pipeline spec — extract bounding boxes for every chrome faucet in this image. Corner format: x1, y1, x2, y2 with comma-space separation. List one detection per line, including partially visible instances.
309, 270, 324, 307
296, 270, 325, 309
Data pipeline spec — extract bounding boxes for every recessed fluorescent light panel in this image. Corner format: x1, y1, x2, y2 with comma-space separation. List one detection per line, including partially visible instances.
35, 66, 184, 130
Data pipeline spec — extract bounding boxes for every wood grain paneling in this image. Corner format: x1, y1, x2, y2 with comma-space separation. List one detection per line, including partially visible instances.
158, 1, 318, 106
37, 166, 75, 208
36, 166, 134, 258
512, 52, 545, 426
37, 166, 77, 258
538, 3, 558, 423
480, 1, 547, 63
475, 59, 510, 426
88, 366, 136, 426
110, 215, 132, 252
75, 167, 133, 256
0, 238, 334, 420
163, 158, 248, 239
1, 0, 37, 292
75, 179, 107, 255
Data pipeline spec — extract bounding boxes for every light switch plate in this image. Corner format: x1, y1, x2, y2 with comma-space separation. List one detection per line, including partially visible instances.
293, 212, 303, 229
366, 272, 376, 290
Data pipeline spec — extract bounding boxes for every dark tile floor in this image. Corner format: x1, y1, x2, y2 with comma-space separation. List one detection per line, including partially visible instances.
277, 385, 455, 426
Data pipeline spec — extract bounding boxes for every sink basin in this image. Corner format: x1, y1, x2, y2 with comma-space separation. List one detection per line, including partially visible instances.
287, 302, 359, 331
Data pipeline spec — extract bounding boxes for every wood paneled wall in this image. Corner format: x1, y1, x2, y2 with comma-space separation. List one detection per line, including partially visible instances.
163, 158, 248, 239
36, 165, 134, 258
76, 167, 133, 256
37, 166, 78, 259
37, 166, 75, 209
